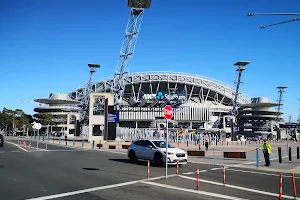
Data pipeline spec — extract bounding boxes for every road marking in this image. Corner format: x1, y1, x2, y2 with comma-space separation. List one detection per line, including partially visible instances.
0, 151, 4, 153
210, 167, 221, 171
142, 181, 249, 200
226, 168, 300, 178
5, 141, 28, 152
11, 150, 20, 153
178, 175, 299, 200
25, 174, 177, 200
182, 172, 194, 175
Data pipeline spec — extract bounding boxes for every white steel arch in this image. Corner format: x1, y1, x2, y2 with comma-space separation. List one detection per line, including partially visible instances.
69, 71, 250, 105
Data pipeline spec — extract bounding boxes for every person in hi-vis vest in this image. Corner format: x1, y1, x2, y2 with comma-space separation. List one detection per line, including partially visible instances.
262, 139, 272, 166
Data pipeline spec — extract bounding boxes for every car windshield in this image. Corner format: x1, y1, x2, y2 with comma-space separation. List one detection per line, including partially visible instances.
152, 141, 174, 148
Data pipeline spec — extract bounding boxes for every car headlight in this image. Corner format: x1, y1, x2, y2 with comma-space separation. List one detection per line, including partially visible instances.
163, 151, 174, 155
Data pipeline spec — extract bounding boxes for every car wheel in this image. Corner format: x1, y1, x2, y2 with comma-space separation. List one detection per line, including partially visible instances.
154, 153, 163, 167
128, 150, 137, 163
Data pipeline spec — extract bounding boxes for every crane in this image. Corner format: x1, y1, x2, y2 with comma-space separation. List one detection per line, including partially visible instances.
248, 13, 300, 28
112, 0, 152, 111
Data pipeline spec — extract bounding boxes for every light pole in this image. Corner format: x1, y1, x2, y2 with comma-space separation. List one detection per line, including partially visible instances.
230, 61, 250, 117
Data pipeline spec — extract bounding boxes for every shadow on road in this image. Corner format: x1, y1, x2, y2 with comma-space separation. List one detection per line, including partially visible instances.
108, 158, 176, 168
109, 158, 149, 166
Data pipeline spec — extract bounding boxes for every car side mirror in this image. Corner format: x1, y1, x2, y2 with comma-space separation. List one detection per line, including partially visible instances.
147, 145, 153, 149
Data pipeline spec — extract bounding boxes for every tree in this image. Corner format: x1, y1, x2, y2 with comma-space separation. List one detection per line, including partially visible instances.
0, 107, 33, 134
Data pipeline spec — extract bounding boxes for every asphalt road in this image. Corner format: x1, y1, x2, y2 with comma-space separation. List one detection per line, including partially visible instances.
1, 137, 300, 200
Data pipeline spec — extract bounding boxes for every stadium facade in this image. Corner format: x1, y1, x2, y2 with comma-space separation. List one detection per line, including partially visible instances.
68, 72, 250, 133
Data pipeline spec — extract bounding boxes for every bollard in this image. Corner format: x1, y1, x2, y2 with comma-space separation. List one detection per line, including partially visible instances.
187, 140, 188, 147
196, 166, 200, 190
278, 147, 282, 163
297, 147, 299, 159
147, 160, 150, 179
92, 140, 95, 149
73, 138, 75, 147
48, 136, 50, 142
289, 147, 292, 161
46, 143, 48, 150
256, 148, 260, 168
176, 161, 179, 175
279, 173, 283, 200
82, 139, 84, 147
222, 165, 226, 185
59, 137, 61, 144
43, 135, 44, 142
292, 172, 297, 199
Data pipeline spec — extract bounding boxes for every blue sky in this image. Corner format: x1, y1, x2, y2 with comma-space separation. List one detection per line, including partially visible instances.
0, 0, 299, 121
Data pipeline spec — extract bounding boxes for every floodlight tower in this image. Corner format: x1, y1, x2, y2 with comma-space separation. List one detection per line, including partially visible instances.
230, 61, 250, 117
79, 63, 100, 122
113, 0, 152, 111
248, 13, 300, 28
276, 86, 287, 122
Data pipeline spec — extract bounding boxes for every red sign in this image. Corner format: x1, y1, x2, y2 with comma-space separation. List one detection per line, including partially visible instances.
164, 105, 173, 120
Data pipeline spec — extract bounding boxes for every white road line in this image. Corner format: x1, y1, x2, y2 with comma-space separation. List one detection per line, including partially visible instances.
142, 181, 249, 200
5, 141, 28, 152
0, 151, 4, 153
25, 174, 176, 200
182, 170, 208, 175
226, 168, 300, 178
178, 175, 299, 200
182, 172, 194, 175
11, 150, 20, 153
210, 168, 221, 171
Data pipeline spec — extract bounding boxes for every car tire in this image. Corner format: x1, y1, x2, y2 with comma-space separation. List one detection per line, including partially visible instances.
154, 153, 163, 167
128, 150, 137, 163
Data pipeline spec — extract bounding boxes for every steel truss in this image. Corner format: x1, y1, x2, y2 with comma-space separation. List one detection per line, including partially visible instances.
113, 8, 145, 110
70, 72, 250, 106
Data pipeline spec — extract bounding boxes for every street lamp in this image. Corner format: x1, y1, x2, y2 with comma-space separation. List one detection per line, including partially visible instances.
248, 13, 300, 28
128, 0, 151, 8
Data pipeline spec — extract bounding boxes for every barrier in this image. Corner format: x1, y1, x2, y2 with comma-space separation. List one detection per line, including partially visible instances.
297, 147, 299, 159
97, 144, 103, 149
222, 165, 226, 185
278, 147, 282, 163
289, 147, 292, 161
279, 173, 283, 200
109, 145, 116, 149
256, 148, 260, 168
196, 166, 199, 190
147, 160, 150, 179
187, 150, 205, 157
223, 152, 246, 159
292, 172, 297, 198
122, 144, 130, 149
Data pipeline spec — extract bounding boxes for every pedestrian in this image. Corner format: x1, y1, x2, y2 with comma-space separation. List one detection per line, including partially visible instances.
262, 139, 272, 166
205, 137, 209, 151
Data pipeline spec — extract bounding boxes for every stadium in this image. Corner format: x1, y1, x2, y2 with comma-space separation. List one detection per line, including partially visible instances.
67, 71, 250, 131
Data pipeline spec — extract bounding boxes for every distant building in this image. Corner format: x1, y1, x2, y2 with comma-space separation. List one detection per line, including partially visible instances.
237, 97, 282, 139
34, 93, 80, 138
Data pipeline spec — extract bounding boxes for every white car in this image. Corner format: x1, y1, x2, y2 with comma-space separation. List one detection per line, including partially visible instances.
127, 139, 188, 166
